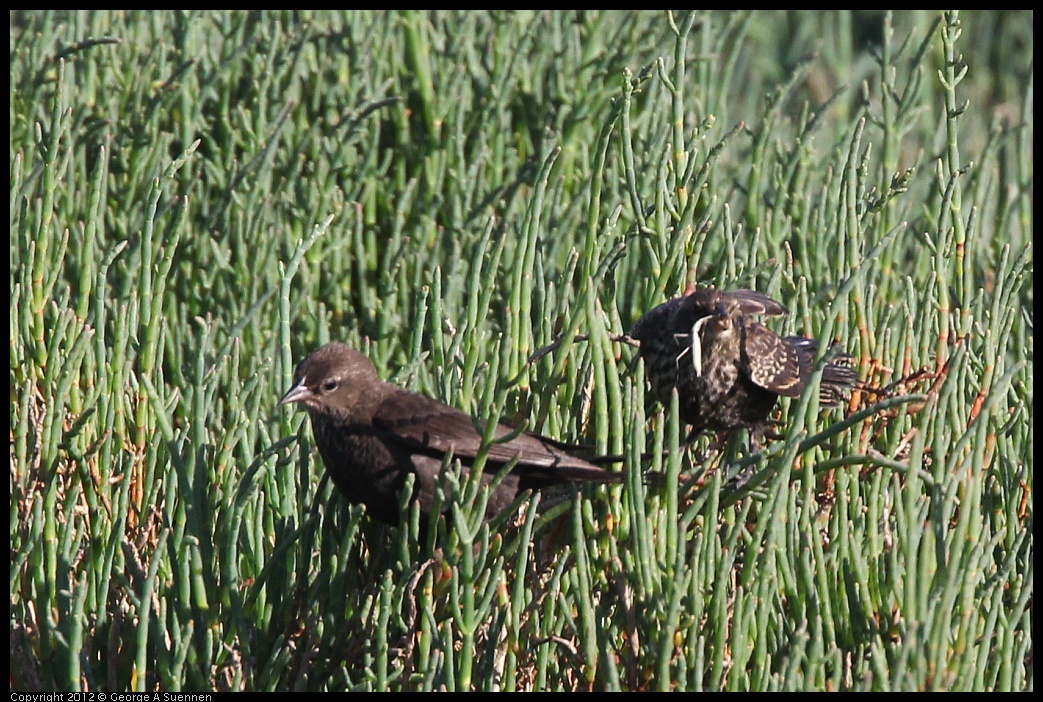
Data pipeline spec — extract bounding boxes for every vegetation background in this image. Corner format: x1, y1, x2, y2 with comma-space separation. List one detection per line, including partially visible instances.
10, 10, 1032, 691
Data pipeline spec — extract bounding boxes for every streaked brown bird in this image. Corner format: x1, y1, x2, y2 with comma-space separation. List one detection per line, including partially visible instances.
280, 342, 624, 525
628, 288, 857, 443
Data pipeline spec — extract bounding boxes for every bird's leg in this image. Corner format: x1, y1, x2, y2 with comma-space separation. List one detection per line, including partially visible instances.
727, 463, 757, 490
681, 426, 704, 448
676, 427, 711, 466
728, 431, 759, 488
760, 422, 786, 442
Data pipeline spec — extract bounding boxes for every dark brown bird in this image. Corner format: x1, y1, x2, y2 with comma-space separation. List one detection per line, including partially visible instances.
280, 342, 625, 525
628, 288, 857, 442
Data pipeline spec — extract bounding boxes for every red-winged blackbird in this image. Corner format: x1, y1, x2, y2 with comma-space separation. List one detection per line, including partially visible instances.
280, 342, 624, 525
628, 288, 857, 442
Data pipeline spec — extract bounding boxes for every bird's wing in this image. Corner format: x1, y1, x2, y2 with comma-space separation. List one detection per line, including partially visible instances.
742, 322, 805, 397
721, 289, 789, 317
785, 337, 859, 406
371, 389, 622, 482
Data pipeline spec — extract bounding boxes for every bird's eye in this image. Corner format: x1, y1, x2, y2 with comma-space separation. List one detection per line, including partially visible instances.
322, 379, 339, 393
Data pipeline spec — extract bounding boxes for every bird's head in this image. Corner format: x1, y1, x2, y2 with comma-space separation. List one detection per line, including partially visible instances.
280, 342, 382, 420
693, 301, 737, 339
690, 302, 740, 376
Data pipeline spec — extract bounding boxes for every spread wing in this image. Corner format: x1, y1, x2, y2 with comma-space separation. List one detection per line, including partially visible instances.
718, 289, 789, 317
371, 388, 623, 483
786, 337, 859, 406
741, 322, 805, 396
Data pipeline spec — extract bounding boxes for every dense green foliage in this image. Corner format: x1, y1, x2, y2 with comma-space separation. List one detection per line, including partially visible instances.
10, 10, 1032, 691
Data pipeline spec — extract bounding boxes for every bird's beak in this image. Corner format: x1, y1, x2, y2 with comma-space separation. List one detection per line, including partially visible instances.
279, 377, 312, 407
